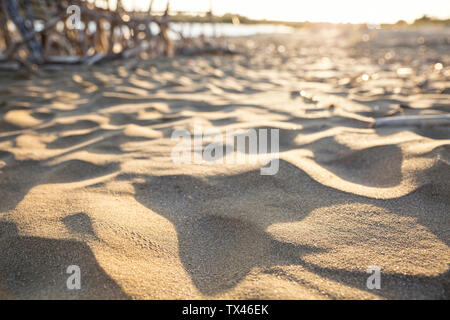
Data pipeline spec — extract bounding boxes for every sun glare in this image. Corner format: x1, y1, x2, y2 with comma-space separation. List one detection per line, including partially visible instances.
120, 0, 450, 23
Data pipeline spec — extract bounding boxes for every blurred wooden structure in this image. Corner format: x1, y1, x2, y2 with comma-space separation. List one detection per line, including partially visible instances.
0, 0, 233, 70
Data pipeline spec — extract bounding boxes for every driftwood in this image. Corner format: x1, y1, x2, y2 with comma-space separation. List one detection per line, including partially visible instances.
374, 115, 450, 128
45, 55, 83, 64
0, 0, 225, 69
84, 53, 105, 66
5, 11, 69, 59
0, 59, 20, 70
2, 0, 44, 63
177, 46, 243, 56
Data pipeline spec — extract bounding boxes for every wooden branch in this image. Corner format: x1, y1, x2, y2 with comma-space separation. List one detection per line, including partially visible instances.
0, 59, 20, 70
0, 0, 227, 67
0, 56, 33, 71
45, 55, 82, 64
0, 15, 12, 49
374, 115, 450, 128
5, 11, 68, 59
84, 53, 105, 66
2, 0, 44, 63
177, 46, 243, 56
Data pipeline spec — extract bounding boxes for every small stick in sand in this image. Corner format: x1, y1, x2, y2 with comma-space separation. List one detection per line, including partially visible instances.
374, 114, 450, 128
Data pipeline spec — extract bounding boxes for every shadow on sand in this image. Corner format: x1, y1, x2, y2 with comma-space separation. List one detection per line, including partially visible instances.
131, 160, 449, 298
0, 221, 129, 299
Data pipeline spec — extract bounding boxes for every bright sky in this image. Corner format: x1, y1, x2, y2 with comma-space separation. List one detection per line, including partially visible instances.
122, 0, 450, 23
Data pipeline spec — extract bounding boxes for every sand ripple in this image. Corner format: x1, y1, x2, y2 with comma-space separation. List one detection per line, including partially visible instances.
0, 26, 449, 299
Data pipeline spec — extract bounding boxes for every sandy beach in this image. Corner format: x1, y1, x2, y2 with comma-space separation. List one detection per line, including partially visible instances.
0, 25, 449, 299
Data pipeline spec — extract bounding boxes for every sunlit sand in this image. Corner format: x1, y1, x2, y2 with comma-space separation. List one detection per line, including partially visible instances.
0, 24, 449, 299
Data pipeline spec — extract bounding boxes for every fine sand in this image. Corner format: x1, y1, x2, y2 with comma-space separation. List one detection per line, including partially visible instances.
0, 25, 449, 299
